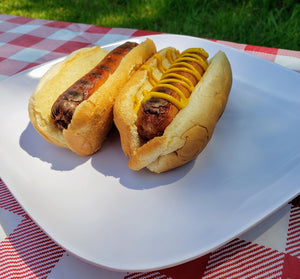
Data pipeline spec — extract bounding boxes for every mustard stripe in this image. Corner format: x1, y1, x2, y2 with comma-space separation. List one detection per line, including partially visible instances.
181, 48, 209, 58
134, 89, 148, 114
152, 83, 187, 102
134, 102, 141, 114
168, 63, 202, 81
154, 53, 166, 72
158, 78, 193, 93
162, 72, 194, 89
166, 49, 175, 64
140, 64, 158, 86
176, 55, 208, 71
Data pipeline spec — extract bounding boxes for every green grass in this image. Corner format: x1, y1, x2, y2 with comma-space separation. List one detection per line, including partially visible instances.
1, 0, 299, 50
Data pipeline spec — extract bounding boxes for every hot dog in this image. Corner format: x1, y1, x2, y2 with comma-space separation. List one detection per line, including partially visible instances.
114, 46, 232, 173
28, 39, 156, 155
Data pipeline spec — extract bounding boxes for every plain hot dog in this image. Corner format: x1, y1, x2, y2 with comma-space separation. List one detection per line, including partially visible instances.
114, 46, 232, 173
28, 39, 156, 156
51, 42, 138, 130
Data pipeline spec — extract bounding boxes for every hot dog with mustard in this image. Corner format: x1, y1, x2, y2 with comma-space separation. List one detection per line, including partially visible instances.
114, 46, 232, 173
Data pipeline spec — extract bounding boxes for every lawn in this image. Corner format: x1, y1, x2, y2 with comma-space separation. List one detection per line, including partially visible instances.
0, 0, 299, 50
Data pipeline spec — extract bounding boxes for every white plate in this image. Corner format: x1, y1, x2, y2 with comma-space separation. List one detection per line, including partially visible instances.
0, 34, 300, 272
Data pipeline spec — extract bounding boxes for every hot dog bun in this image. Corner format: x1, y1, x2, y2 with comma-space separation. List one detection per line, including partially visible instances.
28, 39, 156, 155
114, 48, 232, 173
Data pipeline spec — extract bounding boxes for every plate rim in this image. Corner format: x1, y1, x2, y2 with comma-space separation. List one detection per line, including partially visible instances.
0, 33, 300, 272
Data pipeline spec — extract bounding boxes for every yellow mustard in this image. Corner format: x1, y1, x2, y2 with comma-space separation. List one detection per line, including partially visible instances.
140, 64, 158, 86
135, 48, 208, 113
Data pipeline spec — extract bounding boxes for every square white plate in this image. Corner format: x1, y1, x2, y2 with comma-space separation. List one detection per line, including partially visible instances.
0, 34, 299, 272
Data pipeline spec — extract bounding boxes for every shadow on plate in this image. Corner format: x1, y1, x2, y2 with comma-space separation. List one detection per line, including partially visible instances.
19, 122, 89, 171
91, 128, 195, 190
19, 123, 194, 189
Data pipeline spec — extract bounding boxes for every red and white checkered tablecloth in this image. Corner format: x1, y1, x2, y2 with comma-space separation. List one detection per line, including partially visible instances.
0, 13, 300, 279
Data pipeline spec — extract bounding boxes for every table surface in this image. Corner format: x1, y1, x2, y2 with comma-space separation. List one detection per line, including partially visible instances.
0, 14, 300, 279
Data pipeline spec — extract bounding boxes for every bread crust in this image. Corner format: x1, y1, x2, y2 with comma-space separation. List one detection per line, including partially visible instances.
114, 50, 232, 173
28, 39, 157, 155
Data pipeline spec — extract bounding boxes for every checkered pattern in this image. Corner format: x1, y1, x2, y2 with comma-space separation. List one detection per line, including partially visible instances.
0, 14, 159, 81
125, 200, 300, 279
0, 13, 300, 279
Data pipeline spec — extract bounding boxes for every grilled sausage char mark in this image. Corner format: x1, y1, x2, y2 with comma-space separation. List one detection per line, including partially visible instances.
51, 42, 138, 130
136, 52, 207, 140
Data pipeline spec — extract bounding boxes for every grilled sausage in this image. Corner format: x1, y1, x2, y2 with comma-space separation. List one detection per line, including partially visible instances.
135, 51, 207, 140
28, 38, 156, 155
51, 42, 138, 130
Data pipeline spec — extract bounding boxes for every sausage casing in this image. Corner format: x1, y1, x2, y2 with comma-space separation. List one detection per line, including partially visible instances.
135, 49, 208, 140
51, 42, 138, 130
